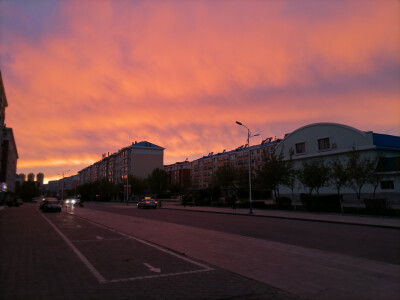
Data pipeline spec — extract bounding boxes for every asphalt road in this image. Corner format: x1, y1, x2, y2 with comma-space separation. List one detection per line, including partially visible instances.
0, 204, 297, 299
87, 203, 400, 265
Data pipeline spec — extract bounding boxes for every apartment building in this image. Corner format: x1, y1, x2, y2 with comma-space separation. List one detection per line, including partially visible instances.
0, 71, 18, 193
164, 160, 191, 188
79, 141, 164, 185
165, 122, 400, 204
190, 139, 276, 189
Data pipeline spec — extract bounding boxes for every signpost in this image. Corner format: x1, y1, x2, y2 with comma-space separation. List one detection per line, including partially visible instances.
124, 184, 131, 204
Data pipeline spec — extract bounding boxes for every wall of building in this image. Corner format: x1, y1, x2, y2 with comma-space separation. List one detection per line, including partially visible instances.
275, 123, 400, 203
78, 141, 164, 185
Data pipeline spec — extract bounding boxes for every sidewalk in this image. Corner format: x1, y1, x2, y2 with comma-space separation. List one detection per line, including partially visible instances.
160, 202, 400, 229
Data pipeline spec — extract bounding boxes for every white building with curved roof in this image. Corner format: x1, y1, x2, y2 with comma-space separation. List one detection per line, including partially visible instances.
275, 123, 400, 205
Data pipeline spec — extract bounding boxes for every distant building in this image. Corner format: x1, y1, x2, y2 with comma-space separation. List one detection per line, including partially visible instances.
27, 173, 35, 182
47, 174, 79, 199
36, 173, 44, 187
19, 173, 26, 182
189, 139, 276, 189
79, 141, 164, 185
164, 160, 191, 188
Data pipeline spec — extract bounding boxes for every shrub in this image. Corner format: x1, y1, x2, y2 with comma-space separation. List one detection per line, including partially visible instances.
364, 198, 388, 215
275, 197, 292, 210
300, 194, 341, 212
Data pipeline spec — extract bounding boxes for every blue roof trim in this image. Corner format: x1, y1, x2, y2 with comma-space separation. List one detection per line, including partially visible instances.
372, 133, 400, 149
132, 141, 164, 149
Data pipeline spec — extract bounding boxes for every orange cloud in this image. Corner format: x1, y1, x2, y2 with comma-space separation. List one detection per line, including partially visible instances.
1, 0, 399, 182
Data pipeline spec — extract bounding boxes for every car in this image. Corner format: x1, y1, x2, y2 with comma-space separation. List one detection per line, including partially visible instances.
64, 198, 80, 206
137, 198, 158, 209
40, 199, 62, 213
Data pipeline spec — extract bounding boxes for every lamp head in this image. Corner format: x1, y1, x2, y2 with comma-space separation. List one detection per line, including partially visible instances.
236, 121, 243, 125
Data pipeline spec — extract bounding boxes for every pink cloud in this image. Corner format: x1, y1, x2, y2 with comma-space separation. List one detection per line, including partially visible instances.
1, 0, 399, 182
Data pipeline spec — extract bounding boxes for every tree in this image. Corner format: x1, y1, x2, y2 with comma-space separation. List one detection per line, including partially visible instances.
346, 150, 377, 199
329, 158, 348, 212
16, 181, 41, 201
148, 168, 169, 197
213, 165, 237, 190
127, 175, 147, 198
298, 159, 330, 195
282, 151, 298, 208
256, 148, 288, 198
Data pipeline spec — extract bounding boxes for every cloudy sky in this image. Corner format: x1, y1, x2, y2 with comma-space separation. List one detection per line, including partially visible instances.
1, 0, 399, 183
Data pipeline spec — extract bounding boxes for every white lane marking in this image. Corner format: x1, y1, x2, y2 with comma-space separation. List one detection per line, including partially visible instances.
72, 237, 130, 243
96, 235, 103, 240
41, 214, 107, 284
49, 212, 215, 284
143, 263, 161, 273
77, 224, 82, 228
82, 218, 214, 272
107, 268, 213, 283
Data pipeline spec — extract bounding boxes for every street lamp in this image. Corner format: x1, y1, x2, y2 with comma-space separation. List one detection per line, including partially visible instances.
236, 121, 259, 215
58, 169, 70, 202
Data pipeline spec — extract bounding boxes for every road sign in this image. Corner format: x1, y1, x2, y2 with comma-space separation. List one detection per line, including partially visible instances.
123, 185, 131, 195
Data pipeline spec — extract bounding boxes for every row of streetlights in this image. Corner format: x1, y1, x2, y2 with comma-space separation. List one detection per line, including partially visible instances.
236, 121, 259, 215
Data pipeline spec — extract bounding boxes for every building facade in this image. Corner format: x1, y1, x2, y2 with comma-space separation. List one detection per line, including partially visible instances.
164, 160, 191, 188
275, 123, 400, 203
190, 139, 276, 189
0, 128, 18, 192
0, 71, 18, 194
79, 141, 164, 185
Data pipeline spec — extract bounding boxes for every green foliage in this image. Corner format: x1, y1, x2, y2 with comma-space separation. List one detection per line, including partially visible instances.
255, 148, 287, 198
298, 159, 330, 195
16, 181, 41, 201
213, 165, 237, 189
346, 150, 377, 199
148, 168, 169, 197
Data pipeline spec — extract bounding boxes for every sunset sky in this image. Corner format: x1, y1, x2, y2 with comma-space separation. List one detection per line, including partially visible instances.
1, 0, 399, 183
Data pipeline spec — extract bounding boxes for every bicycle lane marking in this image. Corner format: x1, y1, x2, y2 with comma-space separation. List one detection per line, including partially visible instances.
41, 212, 107, 283
41, 212, 214, 284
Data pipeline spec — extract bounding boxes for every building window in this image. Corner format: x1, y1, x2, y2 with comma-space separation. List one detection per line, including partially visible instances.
380, 180, 394, 190
295, 142, 306, 154
318, 138, 330, 151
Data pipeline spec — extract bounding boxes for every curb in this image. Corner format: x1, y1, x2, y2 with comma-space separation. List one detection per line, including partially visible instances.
163, 207, 400, 229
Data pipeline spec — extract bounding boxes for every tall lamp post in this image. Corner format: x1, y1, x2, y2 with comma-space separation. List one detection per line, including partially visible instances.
59, 169, 70, 202
236, 121, 259, 215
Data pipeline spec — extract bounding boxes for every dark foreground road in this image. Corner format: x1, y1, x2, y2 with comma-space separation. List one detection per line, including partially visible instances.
0, 204, 297, 300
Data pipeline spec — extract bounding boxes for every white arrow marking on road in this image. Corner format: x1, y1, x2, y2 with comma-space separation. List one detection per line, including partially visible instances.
143, 263, 161, 273
96, 236, 103, 240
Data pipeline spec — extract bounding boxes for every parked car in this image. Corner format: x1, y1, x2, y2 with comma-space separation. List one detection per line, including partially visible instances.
137, 198, 158, 209
40, 199, 62, 213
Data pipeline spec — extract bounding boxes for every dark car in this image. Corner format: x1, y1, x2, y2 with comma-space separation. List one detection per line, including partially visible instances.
40, 199, 62, 213
137, 198, 158, 209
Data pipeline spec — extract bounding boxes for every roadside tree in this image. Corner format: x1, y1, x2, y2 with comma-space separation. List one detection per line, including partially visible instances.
346, 150, 377, 199
298, 159, 330, 195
